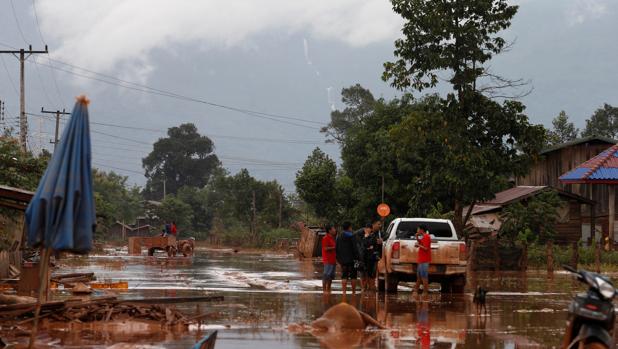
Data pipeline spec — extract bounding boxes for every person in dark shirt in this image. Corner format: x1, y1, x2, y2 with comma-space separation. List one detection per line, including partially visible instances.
356, 224, 372, 291
360, 220, 383, 291
336, 221, 359, 295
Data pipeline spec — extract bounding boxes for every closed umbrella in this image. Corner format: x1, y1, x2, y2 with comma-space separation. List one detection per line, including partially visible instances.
25, 95, 96, 348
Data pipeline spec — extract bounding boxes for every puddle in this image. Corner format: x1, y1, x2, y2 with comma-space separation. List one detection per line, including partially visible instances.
11, 249, 617, 348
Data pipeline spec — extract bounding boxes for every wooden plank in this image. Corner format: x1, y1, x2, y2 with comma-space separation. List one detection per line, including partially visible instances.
119, 295, 224, 305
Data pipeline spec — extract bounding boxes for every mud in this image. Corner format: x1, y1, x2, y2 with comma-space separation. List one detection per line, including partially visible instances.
4, 248, 614, 348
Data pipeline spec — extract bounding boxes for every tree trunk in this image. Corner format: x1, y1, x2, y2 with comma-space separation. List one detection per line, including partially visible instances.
468, 240, 476, 271
546, 240, 554, 274
494, 238, 500, 272
570, 241, 579, 269
520, 243, 528, 272
594, 240, 601, 273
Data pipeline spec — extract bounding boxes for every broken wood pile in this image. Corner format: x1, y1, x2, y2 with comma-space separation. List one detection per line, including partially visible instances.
50, 272, 96, 287
0, 295, 224, 326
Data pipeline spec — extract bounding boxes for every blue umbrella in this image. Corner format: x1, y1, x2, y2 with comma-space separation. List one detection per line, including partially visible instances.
25, 95, 96, 252
25, 95, 95, 348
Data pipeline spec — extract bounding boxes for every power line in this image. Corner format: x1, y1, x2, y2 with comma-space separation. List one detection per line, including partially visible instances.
0, 56, 19, 96
30, 0, 68, 108
9, 0, 29, 43
26, 111, 331, 145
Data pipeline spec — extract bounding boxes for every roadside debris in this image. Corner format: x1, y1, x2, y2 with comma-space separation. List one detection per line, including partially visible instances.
0, 295, 224, 327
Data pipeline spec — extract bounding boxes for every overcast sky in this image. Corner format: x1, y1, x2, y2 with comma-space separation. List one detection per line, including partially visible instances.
0, 0, 617, 193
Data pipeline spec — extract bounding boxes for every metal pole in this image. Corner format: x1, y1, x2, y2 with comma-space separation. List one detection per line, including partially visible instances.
19, 49, 26, 151
42, 108, 69, 150
0, 46, 48, 151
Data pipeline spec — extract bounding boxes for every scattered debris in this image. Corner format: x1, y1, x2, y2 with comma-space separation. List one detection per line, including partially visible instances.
0, 295, 224, 327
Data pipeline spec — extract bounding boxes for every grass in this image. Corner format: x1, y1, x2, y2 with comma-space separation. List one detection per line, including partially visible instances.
527, 243, 618, 272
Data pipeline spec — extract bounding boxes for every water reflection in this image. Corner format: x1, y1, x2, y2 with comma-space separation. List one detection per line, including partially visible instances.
36, 249, 593, 348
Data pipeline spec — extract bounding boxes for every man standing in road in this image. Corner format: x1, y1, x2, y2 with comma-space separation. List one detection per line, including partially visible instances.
415, 224, 431, 301
321, 224, 337, 293
337, 222, 359, 295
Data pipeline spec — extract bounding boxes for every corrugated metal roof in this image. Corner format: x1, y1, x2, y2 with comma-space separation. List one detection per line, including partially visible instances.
484, 186, 547, 205
560, 144, 618, 184
466, 185, 594, 216
541, 135, 616, 155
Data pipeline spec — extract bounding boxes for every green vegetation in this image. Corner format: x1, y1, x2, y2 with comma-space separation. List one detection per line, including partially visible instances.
527, 244, 618, 271
546, 111, 579, 146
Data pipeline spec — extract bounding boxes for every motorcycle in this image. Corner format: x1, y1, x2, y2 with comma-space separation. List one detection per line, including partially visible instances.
562, 265, 616, 349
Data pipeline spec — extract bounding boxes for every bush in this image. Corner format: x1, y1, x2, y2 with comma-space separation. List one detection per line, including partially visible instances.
258, 228, 297, 247
527, 243, 618, 270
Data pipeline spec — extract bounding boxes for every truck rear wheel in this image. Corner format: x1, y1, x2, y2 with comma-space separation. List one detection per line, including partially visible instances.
441, 276, 466, 294
386, 274, 399, 293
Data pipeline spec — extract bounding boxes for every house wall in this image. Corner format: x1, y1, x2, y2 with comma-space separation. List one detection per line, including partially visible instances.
554, 200, 583, 244
517, 141, 612, 216
517, 140, 618, 241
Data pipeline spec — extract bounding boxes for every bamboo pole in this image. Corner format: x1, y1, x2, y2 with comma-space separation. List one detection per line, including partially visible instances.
28, 247, 51, 349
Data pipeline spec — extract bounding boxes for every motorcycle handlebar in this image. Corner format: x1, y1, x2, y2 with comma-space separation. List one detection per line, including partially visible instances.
563, 264, 578, 273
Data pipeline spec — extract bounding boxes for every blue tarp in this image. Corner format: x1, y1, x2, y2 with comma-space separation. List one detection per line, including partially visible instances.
25, 96, 96, 253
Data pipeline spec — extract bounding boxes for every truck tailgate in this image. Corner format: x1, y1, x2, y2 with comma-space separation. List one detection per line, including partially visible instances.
398, 240, 461, 265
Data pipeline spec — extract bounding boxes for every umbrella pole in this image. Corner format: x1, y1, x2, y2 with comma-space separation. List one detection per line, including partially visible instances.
28, 247, 51, 349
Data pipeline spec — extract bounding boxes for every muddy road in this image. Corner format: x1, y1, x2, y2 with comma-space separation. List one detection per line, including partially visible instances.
34, 248, 611, 348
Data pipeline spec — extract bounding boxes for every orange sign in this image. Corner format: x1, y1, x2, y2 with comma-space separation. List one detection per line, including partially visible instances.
377, 203, 390, 217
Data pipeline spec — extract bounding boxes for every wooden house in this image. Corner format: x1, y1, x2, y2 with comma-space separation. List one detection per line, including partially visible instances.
467, 186, 593, 244
516, 136, 616, 242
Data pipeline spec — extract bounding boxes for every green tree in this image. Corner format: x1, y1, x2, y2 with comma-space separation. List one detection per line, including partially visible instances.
92, 169, 143, 234
338, 93, 419, 224
295, 148, 337, 221
383, 0, 518, 95
203, 168, 296, 244
390, 94, 545, 232
142, 123, 220, 199
499, 190, 562, 271
382, 0, 544, 233
321, 84, 376, 143
0, 135, 49, 190
582, 103, 618, 138
155, 195, 193, 231
547, 111, 579, 145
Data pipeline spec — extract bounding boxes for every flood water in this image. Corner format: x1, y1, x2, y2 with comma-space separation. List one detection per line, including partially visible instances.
32, 248, 617, 348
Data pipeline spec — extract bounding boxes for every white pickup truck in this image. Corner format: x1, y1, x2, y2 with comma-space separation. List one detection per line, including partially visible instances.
377, 218, 467, 293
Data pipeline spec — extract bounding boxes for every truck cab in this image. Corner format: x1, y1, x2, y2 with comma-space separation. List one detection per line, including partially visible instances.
377, 218, 467, 293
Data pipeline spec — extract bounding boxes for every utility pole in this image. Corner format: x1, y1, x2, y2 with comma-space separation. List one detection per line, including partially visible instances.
0, 45, 49, 151
278, 189, 283, 229
252, 190, 257, 242
41, 107, 69, 151
0, 100, 5, 130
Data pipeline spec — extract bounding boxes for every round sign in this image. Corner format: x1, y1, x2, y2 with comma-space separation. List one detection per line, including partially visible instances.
377, 203, 390, 217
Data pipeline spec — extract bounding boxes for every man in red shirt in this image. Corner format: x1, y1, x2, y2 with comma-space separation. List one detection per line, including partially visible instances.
321, 224, 337, 293
415, 224, 431, 301
171, 221, 177, 236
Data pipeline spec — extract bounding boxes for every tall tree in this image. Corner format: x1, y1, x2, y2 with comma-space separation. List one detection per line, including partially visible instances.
582, 103, 618, 139
383, 0, 518, 96
142, 123, 220, 199
547, 111, 579, 145
390, 94, 545, 231
321, 84, 376, 143
295, 148, 337, 221
92, 169, 143, 232
382, 0, 544, 233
